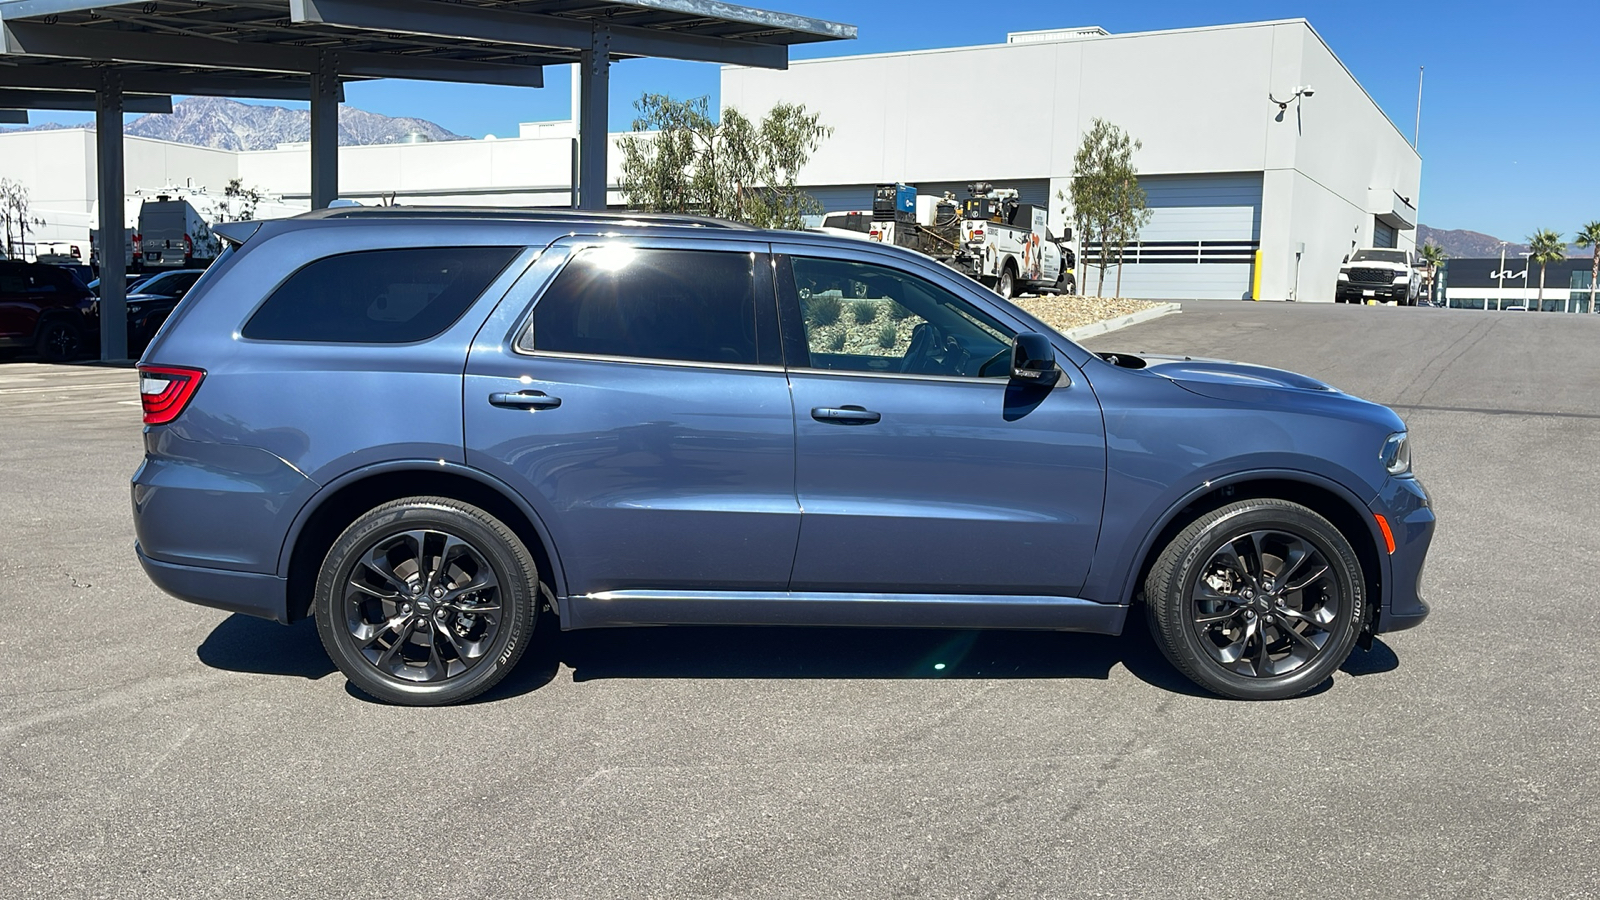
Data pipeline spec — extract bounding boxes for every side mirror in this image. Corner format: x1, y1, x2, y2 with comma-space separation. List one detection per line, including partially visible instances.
1341, 254, 1350, 264
1010, 332, 1061, 387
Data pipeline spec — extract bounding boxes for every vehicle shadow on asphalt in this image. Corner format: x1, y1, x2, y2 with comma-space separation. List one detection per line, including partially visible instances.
194, 611, 1402, 704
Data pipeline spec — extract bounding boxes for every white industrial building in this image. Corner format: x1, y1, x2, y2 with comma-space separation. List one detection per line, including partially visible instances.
1, 18, 1419, 302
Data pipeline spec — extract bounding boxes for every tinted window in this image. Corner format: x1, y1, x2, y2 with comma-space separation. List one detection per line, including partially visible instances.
784, 256, 1015, 378
524, 247, 759, 366
244, 247, 518, 343
1351, 250, 1407, 264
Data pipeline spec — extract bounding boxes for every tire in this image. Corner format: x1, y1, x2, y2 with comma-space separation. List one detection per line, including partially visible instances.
35, 319, 85, 362
997, 264, 1017, 300
314, 497, 537, 706
1144, 499, 1365, 700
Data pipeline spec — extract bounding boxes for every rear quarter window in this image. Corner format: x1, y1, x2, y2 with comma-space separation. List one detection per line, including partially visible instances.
243, 246, 519, 343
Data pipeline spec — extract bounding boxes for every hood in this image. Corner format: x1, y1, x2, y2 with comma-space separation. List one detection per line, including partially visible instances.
1133, 355, 1339, 396
124, 292, 179, 306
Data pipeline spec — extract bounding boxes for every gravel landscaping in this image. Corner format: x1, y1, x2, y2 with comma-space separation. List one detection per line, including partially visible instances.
1010, 294, 1168, 337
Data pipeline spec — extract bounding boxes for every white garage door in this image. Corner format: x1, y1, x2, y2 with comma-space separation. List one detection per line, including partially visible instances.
1083, 173, 1263, 300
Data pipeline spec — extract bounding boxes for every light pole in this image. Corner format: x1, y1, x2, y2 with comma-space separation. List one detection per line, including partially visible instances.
1523, 250, 1533, 311
1489, 242, 1527, 311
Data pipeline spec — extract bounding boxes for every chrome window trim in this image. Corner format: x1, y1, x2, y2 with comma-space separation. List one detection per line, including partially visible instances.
516, 348, 785, 374
787, 365, 1068, 388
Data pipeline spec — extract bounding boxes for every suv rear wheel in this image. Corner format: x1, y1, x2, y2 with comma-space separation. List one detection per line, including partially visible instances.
1144, 499, 1364, 700
314, 497, 537, 705
36, 319, 84, 362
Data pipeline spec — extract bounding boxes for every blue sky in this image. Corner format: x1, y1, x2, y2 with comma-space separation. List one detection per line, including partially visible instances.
29, 1, 1599, 240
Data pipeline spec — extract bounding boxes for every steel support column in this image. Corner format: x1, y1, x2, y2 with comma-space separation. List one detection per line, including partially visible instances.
309, 52, 339, 209
94, 69, 127, 362
576, 28, 610, 211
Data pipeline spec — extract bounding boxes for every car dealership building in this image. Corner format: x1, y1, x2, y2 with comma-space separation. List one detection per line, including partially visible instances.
1, 18, 1419, 302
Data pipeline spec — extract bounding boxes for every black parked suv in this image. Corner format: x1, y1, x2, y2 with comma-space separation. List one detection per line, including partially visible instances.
0, 259, 98, 361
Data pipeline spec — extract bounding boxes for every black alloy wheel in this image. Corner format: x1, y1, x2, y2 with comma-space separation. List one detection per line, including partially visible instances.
1145, 499, 1365, 700
315, 497, 536, 705
36, 320, 84, 362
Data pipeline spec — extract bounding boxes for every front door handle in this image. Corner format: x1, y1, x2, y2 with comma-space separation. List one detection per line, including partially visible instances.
489, 390, 562, 410
811, 405, 881, 425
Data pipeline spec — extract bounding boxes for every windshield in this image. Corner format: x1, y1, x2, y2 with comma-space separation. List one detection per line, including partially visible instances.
1351, 250, 1407, 264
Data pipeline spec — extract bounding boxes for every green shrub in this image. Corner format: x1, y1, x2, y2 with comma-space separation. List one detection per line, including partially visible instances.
827, 331, 847, 351
807, 294, 841, 326
852, 300, 880, 325
887, 302, 914, 321
878, 324, 898, 349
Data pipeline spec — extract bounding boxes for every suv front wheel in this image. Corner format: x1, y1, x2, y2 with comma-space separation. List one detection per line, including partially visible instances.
1145, 499, 1365, 700
314, 497, 537, 705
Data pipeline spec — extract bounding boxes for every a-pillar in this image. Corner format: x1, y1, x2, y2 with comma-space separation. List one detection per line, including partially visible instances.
310, 52, 340, 209
576, 27, 610, 211
95, 70, 127, 361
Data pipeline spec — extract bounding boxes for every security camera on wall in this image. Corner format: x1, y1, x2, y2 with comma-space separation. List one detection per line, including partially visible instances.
1298, 85, 1315, 98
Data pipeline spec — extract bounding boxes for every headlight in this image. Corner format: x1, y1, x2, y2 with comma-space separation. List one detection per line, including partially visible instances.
1337, 272, 1349, 281
1393, 273, 1410, 282
1381, 431, 1412, 475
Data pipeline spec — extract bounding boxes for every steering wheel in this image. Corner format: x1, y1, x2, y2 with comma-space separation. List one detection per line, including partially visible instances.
900, 322, 945, 375
977, 347, 1011, 379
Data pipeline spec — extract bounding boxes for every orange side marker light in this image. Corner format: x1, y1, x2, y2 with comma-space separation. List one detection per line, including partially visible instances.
1374, 514, 1396, 555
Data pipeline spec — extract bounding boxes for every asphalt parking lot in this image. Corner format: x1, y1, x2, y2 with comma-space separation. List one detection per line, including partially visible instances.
3, 301, 1597, 899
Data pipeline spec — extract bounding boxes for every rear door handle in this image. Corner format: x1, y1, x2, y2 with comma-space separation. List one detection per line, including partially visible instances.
811, 405, 881, 425
489, 390, 562, 410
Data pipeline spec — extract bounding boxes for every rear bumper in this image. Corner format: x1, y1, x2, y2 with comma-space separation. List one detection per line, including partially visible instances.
137, 543, 291, 623
1370, 476, 1434, 633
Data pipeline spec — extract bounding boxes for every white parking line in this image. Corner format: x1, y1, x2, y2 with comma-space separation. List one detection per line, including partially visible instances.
0, 382, 138, 395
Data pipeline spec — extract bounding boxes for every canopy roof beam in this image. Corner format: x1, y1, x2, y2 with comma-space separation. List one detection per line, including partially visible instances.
0, 88, 171, 112
1, 20, 547, 86
291, 0, 787, 69
0, 64, 341, 102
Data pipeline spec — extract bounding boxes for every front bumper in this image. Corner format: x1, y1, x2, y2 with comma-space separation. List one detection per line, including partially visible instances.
1370, 476, 1433, 632
137, 543, 291, 623
1338, 282, 1410, 302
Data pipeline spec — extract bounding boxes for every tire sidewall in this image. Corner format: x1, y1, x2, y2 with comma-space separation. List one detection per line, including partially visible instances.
1158, 503, 1364, 699
314, 501, 535, 705
38, 320, 82, 362
999, 266, 1015, 299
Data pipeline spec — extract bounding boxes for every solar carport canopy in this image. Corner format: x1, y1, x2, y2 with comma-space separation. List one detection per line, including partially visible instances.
0, 0, 853, 358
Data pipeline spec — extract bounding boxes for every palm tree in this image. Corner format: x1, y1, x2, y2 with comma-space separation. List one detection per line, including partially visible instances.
1419, 242, 1448, 306
1575, 221, 1600, 314
1527, 229, 1565, 312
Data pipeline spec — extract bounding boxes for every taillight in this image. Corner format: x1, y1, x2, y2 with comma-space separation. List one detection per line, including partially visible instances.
138, 365, 205, 425
972, 229, 985, 238
132, 233, 142, 260
71, 245, 81, 259
184, 233, 193, 253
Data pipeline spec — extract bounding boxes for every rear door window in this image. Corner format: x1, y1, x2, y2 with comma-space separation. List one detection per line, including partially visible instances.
243, 247, 518, 343
520, 246, 762, 366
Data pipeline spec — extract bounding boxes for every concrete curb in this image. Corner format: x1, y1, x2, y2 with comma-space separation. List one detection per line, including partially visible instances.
1064, 302, 1182, 342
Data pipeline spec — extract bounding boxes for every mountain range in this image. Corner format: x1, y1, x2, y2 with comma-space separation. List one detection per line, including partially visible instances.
1416, 225, 1528, 259
4, 96, 464, 150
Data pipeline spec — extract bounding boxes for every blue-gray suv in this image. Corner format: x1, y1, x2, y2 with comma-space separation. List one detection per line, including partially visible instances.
132, 208, 1432, 705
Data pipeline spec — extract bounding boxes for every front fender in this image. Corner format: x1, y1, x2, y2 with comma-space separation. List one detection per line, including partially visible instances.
1082, 465, 1389, 612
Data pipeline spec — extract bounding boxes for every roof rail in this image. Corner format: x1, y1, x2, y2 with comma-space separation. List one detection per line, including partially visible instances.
295, 206, 754, 230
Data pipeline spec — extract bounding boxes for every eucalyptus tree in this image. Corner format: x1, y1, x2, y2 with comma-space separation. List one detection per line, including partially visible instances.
1065, 119, 1149, 297
618, 93, 831, 230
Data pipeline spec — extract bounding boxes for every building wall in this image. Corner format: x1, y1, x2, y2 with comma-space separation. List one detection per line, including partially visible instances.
236, 132, 628, 206
723, 19, 1422, 302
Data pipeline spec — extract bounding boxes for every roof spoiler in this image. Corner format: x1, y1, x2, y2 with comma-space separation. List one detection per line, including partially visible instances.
212, 221, 262, 248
